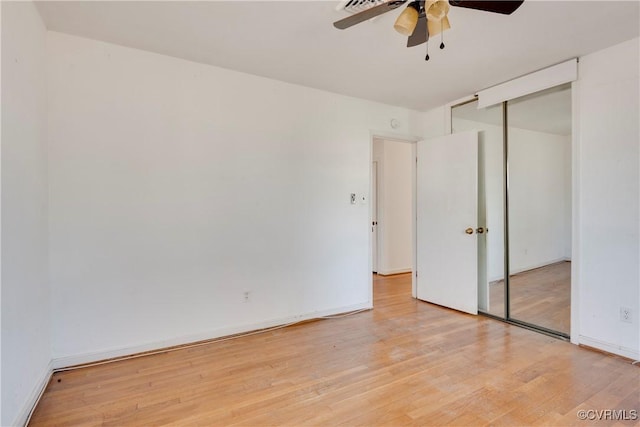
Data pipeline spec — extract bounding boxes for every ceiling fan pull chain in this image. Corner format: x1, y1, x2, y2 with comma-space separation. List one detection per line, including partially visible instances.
425, 41, 430, 61
440, 20, 445, 49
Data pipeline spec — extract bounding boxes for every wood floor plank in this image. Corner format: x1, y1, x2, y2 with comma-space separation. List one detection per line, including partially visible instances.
29, 273, 639, 426
489, 261, 571, 333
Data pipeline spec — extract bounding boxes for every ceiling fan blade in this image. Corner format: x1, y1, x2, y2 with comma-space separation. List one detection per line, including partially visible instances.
407, 14, 428, 47
449, 0, 524, 15
333, 0, 408, 30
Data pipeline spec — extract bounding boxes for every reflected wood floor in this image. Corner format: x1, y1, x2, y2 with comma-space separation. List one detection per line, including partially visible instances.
488, 261, 571, 334
31, 273, 638, 426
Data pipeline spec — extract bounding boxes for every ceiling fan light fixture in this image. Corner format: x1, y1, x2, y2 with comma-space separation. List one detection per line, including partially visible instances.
427, 15, 450, 36
425, 0, 450, 21
393, 2, 420, 36
333, 0, 524, 62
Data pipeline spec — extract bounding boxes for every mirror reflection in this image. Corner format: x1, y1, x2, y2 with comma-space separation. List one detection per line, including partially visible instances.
507, 84, 572, 335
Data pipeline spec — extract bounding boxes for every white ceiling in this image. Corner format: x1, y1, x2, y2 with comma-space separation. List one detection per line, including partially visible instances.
35, 1, 640, 112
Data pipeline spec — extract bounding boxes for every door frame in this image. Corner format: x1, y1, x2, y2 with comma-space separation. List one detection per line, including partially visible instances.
369, 132, 420, 303
371, 160, 379, 274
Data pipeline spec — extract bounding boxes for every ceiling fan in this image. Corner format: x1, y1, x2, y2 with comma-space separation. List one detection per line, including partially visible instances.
333, 0, 524, 60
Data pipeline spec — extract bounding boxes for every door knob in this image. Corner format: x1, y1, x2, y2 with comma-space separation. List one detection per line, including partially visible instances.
465, 228, 474, 235
476, 227, 484, 234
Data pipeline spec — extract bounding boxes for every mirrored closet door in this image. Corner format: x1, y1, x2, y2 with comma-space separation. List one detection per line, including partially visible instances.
506, 84, 572, 336
451, 82, 572, 338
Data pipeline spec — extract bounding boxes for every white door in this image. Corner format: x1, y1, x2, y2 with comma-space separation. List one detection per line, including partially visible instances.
372, 161, 379, 273
416, 131, 478, 315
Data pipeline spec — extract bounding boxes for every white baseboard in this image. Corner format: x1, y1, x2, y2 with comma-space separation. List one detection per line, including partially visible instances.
376, 268, 412, 276
52, 302, 372, 370
578, 335, 640, 361
13, 360, 53, 427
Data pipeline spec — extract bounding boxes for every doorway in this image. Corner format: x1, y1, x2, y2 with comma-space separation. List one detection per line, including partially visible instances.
371, 137, 415, 281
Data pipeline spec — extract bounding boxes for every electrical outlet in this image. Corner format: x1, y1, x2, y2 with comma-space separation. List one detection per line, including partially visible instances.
243, 291, 250, 303
620, 307, 632, 323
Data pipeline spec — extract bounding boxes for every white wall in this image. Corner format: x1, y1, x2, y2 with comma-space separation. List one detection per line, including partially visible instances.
509, 128, 572, 273
575, 37, 639, 358
372, 139, 413, 275
46, 31, 423, 363
1, 2, 51, 425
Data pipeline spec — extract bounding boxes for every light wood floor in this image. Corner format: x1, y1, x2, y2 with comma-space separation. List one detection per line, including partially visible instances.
30, 273, 638, 426
488, 261, 571, 334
